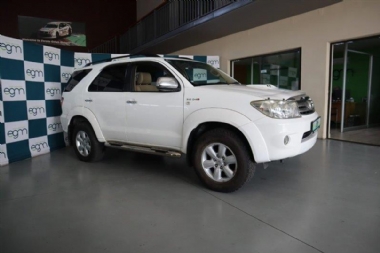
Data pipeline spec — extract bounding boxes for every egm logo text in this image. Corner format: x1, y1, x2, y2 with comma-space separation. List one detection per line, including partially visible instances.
44, 51, 60, 61
193, 72, 207, 80
26, 69, 44, 79
28, 107, 45, 116
75, 58, 91, 66
7, 128, 28, 139
48, 123, 62, 132
3, 87, 25, 98
31, 142, 49, 152
46, 88, 61, 97
207, 59, 219, 66
0, 42, 22, 54
61, 72, 71, 81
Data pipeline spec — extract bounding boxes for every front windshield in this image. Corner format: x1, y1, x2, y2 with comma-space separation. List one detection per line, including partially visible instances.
166, 59, 240, 86
45, 24, 58, 28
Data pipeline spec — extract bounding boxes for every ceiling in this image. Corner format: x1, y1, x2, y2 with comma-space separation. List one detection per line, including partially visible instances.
134, 0, 342, 54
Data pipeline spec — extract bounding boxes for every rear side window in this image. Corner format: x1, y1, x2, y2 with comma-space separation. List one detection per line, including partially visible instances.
88, 64, 128, 92
64, 69, 92, 92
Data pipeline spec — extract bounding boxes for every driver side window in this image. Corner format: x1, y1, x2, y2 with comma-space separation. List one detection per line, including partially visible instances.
132, 62, 175, 92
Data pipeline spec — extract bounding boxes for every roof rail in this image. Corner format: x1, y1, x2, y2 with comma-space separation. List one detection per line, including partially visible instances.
84, 54, 161, 67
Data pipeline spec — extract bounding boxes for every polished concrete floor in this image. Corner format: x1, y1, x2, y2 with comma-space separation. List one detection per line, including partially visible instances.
330, 127, 380, 146
0, 140, 379, 253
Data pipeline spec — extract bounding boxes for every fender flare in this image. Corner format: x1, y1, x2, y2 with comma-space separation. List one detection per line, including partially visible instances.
68, 107, 105, 142
182, 108, 252, 153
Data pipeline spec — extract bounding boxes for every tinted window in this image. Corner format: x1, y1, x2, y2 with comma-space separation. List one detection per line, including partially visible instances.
64, 69, 92, 92
89, 64, 127, 92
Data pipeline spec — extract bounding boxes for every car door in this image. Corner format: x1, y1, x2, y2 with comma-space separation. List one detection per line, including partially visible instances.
83, 63, 129, 142
125, 61, 184, 149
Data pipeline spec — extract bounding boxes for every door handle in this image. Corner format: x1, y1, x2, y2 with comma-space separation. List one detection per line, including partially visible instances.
85, 99, 93, 102
126, 100, 137, 104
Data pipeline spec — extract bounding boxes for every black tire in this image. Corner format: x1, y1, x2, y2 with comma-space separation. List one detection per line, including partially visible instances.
193, 128, 256, 193
68, 28, 72, 36
55, 32, 60, 39
72, 121, 105, 162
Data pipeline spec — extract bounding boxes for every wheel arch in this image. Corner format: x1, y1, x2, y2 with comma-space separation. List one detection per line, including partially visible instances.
182, 109, 255, 166
68, 108, 105, 144
185, 121, 255, 167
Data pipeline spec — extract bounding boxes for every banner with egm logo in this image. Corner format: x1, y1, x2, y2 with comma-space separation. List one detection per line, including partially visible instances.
0, 34, 72, 165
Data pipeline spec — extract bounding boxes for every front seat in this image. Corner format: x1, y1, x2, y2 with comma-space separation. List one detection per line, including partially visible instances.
135, 72, 158, 92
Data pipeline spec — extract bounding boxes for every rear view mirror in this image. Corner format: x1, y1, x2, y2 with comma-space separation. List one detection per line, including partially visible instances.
157, 77, 179, 91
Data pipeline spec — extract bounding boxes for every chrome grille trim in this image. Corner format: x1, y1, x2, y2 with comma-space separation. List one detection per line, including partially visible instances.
288, 95, 315, 115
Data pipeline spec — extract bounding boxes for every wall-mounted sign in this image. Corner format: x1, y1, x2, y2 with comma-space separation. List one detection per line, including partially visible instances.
18, 16, 86, 47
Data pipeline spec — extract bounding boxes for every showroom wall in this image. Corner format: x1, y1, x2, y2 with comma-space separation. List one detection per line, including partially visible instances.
172, 0, 380, 138
0, 0, 136, 51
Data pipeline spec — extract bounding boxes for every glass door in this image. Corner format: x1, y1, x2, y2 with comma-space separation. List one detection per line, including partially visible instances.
343, 50, 372, 130
330, 42, 373, 133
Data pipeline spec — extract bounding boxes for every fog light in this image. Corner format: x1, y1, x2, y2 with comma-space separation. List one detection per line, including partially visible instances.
284, 135, 290, 145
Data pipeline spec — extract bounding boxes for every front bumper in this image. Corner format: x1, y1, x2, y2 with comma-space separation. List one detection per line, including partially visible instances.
239, 112, 319, 163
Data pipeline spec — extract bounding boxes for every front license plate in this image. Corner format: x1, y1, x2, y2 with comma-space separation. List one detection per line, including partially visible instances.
311, 117, 321, 132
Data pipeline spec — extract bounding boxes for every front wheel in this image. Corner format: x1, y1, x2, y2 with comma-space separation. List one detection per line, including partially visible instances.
193, 129, 256, 192
73, 121, 104, 162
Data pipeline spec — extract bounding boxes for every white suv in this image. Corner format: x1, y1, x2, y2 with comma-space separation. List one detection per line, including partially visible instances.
61, 55, 320, 192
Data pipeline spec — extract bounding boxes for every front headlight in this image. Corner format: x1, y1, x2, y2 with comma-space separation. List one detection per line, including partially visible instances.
251, 100, 301, 119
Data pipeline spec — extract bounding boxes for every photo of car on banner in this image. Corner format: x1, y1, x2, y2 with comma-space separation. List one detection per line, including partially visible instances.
18, 16, 86, 47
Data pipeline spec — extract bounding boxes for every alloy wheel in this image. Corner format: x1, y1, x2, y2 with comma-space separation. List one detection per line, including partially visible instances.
201, 143, 237, 182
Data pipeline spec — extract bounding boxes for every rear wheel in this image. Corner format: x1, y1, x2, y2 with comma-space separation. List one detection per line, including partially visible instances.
193, 128, 255, 192
73, 121, 104, 162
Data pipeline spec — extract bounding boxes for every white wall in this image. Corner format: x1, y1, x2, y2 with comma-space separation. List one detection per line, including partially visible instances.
137, 0, 165, 20
172, 0, 380, 138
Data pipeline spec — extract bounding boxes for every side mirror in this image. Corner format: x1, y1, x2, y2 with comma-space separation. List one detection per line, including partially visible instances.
157, 77, 179, 91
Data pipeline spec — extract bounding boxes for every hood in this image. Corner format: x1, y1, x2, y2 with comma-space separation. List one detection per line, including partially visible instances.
195, 84, 305, 100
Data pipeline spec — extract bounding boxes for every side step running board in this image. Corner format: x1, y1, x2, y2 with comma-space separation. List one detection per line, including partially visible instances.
105, 142, 182, 158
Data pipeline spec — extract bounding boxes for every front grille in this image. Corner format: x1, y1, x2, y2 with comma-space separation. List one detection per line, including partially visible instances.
291, 95, 315, 115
